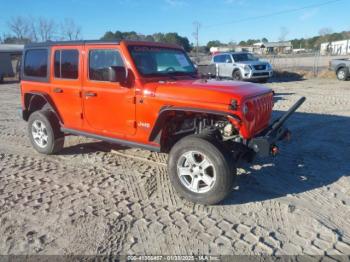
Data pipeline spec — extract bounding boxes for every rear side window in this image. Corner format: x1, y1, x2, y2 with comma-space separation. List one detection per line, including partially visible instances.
54, 50, 79, 79
24, 49, 48, 78
89, 49, 124, 81
213, 55, 225, 63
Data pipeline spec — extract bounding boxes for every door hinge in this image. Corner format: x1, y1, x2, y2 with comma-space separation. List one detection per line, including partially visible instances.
80, 112, 83, 119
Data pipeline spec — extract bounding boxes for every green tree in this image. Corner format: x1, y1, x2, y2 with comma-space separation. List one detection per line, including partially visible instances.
206, 40, 223, 50
101, 31, 191, 51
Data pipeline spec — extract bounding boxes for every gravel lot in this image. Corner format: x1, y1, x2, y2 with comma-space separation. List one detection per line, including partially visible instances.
0, 78, 350, 256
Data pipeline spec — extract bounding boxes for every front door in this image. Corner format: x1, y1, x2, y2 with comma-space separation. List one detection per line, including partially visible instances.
82, 46, 136, 136
50, 46, 83, 129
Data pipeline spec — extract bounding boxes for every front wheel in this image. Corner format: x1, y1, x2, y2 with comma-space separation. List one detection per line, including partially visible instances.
232, 70, 243, 81
168, 134, 235, 205
337, 68, 349, 81
28, 110, 64, 154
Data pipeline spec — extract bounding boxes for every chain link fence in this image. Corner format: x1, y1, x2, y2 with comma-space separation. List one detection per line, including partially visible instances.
193, 52, 349, 79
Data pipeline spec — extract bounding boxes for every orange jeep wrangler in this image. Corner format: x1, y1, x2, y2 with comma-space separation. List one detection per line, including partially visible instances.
20, 40, 305, 204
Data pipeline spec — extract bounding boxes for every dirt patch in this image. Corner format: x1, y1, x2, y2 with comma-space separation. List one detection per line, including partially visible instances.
0, 79, 350, 255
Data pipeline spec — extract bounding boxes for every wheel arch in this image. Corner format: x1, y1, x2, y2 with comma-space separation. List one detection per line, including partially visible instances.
149, 106, 241, 150
23, 92, 63, 123
335, 64, 348, 73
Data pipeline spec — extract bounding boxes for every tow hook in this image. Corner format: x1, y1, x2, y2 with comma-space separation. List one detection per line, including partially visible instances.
271, 145, 279, 156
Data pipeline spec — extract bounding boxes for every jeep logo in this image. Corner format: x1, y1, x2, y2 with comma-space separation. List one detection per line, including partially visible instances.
138, 122, 151, 129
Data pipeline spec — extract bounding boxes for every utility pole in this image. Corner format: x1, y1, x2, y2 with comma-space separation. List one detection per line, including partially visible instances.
192, 21, 201, 63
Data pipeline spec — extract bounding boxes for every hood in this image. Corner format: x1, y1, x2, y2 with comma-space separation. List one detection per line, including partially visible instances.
237, 60, 269, 66
150, 79, 272, 105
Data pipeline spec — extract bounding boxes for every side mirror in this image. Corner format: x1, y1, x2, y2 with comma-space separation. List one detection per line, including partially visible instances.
225, 59, 231, 63
108, 66, 127, 83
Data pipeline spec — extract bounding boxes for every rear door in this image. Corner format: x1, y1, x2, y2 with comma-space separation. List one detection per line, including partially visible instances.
222, 54, 233, 77
82, 45, 136, 136
50, 46, 83, 129
214, 54, 232, 77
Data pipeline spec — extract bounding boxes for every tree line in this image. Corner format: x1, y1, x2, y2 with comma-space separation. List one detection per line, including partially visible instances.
290, 29, 350, 50
100, 31, 191, 52
1, 16, 82, 44
2, 16, 349, 53
205, 29, 350, 51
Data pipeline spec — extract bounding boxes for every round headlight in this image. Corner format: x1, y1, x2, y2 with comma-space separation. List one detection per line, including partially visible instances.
242, 101, 254, 122
242, 103, 249, 115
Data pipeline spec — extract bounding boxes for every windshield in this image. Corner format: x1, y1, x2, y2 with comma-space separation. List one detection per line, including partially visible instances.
129, 46, 196, 76
232, 53, 258, 62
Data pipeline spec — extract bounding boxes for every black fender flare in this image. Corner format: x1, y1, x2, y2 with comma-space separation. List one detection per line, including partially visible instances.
148, 106, 241, 142
335, 63, 349, 73
23, 91, 63, 123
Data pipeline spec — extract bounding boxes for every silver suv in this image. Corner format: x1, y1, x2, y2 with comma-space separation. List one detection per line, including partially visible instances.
211, 52, 273, 83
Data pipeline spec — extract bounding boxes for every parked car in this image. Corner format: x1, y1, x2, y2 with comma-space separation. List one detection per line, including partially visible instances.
329, 58, 350, 81
0, 52, 15, 83
20, 40, 305, 205
211, 52, 273, 83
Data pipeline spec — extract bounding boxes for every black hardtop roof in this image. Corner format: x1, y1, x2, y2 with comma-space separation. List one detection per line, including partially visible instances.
24, 40, 120, 48
24, 40, 183, 50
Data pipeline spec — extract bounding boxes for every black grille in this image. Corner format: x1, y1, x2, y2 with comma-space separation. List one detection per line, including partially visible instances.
253, 65, 267, 70
253, 72, 269, 77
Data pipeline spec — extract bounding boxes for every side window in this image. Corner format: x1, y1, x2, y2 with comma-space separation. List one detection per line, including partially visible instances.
89, 49, 124, 81
24, 49, 48, 78
213, 55, 224, 63
54, 49, 79, 79
213, 55, 219, 63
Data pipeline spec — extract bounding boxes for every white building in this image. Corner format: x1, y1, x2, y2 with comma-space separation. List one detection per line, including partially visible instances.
320, 39, 350, 55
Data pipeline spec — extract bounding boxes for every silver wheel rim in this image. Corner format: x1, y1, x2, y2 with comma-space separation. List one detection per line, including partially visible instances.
338, 70, 345, 80
177, 151, 216, 193
31, 120, 49, 148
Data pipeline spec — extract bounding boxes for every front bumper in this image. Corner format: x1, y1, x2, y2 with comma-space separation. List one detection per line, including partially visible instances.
247, 96, 306, 157
243, 70, 273, 79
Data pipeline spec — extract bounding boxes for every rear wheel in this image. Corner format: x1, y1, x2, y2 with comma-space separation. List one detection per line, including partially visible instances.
232, 70, 242, 81
168, 134, 235, 205
337, 68, 348, 81
28, 110, 64, 154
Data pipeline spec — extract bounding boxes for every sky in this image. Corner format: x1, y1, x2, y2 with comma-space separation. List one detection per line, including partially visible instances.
0, 0, 349, 44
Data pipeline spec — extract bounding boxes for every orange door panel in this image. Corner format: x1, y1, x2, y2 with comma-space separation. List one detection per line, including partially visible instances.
50, 46, 83, 129
82, 46, 136, 136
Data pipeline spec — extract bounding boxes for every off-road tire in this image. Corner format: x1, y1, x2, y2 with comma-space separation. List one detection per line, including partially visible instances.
232, 70, 243, 81
28, 110, 64, 154
337, 68, 349, 81
168, 134, 236, 205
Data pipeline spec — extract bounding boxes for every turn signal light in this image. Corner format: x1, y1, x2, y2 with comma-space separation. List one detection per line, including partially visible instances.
271, 145, 279, 156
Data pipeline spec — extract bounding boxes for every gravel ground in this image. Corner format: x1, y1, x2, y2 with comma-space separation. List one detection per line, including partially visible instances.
0, 78, 349, 256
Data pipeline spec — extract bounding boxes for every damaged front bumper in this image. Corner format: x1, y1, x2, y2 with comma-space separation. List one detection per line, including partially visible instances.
248, 96, 306, 157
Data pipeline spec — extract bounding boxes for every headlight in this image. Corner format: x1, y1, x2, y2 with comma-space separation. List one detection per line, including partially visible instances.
242, 101, 254, 122
267, 63, 272, 70
244, 65, 252, 72
242, 103, 249, 115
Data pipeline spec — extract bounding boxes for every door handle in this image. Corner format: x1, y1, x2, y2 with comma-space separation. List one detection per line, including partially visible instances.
53, 88, 63, 93
84, 92, 97, 97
